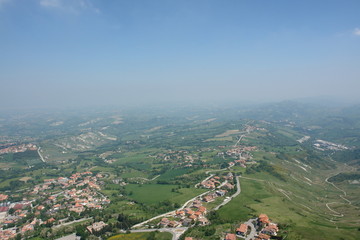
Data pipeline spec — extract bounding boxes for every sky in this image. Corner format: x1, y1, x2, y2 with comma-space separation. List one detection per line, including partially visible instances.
0, 0, 360, 110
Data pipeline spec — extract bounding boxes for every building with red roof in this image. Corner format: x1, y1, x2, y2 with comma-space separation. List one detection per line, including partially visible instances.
236, 223, 248, 236
224, 233, 237, 240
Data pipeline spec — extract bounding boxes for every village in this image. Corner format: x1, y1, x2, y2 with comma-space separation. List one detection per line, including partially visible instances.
0, 171, 110, 240
0, 143, 38, 155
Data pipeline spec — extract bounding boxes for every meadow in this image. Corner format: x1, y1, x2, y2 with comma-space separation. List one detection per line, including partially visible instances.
108, 231, 172, 240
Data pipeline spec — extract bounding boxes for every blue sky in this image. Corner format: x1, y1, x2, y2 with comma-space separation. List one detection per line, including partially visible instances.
1, 0, 360, 109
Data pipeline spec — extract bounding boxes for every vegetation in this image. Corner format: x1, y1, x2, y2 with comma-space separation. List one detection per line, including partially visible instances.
1, 102, 360, 239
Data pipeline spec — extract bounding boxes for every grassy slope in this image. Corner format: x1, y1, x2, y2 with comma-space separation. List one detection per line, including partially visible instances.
217, 171, 359, 240
108, 232, 172, 240
125, 184, 206, 205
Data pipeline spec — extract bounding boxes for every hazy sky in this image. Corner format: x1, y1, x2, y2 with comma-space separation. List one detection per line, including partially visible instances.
1, 0, 360, 109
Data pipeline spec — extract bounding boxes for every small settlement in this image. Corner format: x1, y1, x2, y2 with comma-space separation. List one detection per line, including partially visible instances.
224, 213, 279, 240
0, 171, 110, 240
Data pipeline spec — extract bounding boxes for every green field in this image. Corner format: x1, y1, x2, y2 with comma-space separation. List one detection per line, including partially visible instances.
108, 231, 172, 240
125, 183, 206, 205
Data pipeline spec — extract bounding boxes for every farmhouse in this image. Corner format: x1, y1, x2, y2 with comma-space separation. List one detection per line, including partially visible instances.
261, 223, 279, 236
257, 213, 270, 227
0, 194, 8, 201
198, 217, 209, 225
159, 218, 170, 227
236, 223, 248, 236
203, 195, 215, 203
198, 206, 207, 214
255, 233, 271, 240
224, 233, 237, 240
168, 220, 180, 228
87, 221, 108, 233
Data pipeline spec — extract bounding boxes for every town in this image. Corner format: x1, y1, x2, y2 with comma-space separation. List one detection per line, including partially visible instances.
0, 171, 110, 240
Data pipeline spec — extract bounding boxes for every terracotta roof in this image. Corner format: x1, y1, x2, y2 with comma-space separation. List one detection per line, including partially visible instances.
257, 233, 271, 240
258, 213, 269, 223
194, 211, 202, 216
0, 206, 9, 212
189, 214, 197, 219
225, 233, 237, 240
13, 204, 24, 210
199, 206, 206, 212
237, 223, 248, 233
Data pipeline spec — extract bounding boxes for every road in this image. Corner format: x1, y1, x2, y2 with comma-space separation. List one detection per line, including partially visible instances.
195, 174, 214, 188
37, 147, 46, 162
234, 134, 245, 147
53, 217, 93, 229
134, 175, 161, 182
244, 218, 257, 240
323, 165, 355, 218
325, 174, 352, 205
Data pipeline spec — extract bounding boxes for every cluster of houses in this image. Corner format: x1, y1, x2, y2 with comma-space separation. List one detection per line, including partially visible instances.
33, 171, 102, 192
201, 176, 221, 189
313, 139, 348, 151
200, 176, 234, 203
0, 201, 32, 226
215, 145, 258, 169
0, 227, 16, 240
0, 143, 38, 155
225, 146, 257, 158
255, 214, 279, 239
159, 199, 209, 228
0, 171, 110, 239
224, 214, 279, 240
154, 150, 199, 167
29, 172, 110, 214
200, 173, 234, 190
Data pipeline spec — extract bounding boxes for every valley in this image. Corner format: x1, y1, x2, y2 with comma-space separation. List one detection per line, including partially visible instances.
0, 102, 359, 240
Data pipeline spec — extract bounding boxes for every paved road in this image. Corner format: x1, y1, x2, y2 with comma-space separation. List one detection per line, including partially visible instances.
234, 134, 245, 147
195, 174, 214, 188
37, 147, 46, 162
244, 218, 257, 240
